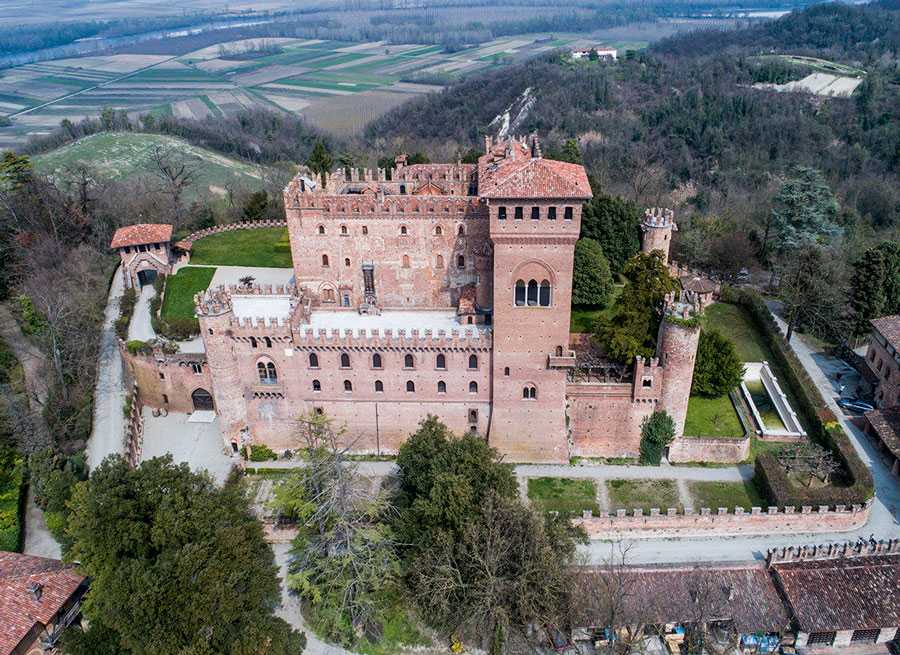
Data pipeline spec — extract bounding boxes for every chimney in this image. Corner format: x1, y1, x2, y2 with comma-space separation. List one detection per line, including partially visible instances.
28, 582, 43, 601
484, 135, 493, 153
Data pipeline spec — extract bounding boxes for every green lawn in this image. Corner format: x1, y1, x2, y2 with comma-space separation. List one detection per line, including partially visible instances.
683, 395, 745, 438
527, 477, 599, 517
161, 267, 216, 320
190, 227, 292, 268
686, 480, 767, 510
570, 285, 622, 333
606, 479, 680, 513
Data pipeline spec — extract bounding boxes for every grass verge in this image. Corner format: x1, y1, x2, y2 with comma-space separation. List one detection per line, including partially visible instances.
683, 395, 745, 438
687, 480, 767, 510
190, 227, 292, 268
161, 267, 217, 321
606, 479, 680, 512
527, 477, 599, 517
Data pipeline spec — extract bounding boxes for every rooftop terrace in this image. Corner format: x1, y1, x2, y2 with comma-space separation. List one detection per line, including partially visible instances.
306, 309, 489, 337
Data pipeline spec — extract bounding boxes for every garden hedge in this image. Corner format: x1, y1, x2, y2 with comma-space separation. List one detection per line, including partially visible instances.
720, 287, 874, 507
0, 456, 25, 552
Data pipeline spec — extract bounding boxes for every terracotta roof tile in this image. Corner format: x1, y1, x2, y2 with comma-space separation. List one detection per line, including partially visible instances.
478, 140, 592, 199
871, 315, 900, 352
0, 552, 86, 655
772, 553, 900, 632
110, 223, 173, 249
681, 275, 717, 294
865, 408, 900, 459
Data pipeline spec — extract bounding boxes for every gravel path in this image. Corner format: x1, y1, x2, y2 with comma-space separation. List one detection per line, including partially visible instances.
128, 284, 157, 342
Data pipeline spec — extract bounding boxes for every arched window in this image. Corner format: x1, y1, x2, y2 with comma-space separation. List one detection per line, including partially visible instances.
340, 353, 350, 368
469, 381, 478, 393
190, 362, 203, 375
504, 366, 510, 376
399, 184, 406, 194
406, 380, 415, 392
515, 280, 526, 306
400, 225, 408, 235
468, 354, 478, 369
362, 225, 368, 235
404, 353, 414, 368
435, 225, 443, 235
375, 380, 383, 392
523, 385, 537, 399
312, 379, 321, 391
309, 352, 319, 368
264, 336, 272, 348
258, 361, 277, 384
469, 409, 478, 423
267, 362, 276, 380
437, 380, 446, 393
539, 280, 551, 307
527, 279, 538, 306
322, 254, 329, 267
317, 225, 326, 234
340, 224, 348, 235
322, 288, 335, 303
402, 255, 410, 268
372, 353, 382, 368
436, 353, 446, 369
556, 346, 563, 356
457, 255, 465, 269
457, 225, 465, 236
344, 257, 351, 267
250, 336, 257, 348
344, 380, 352, 392
436, 254, 444, 269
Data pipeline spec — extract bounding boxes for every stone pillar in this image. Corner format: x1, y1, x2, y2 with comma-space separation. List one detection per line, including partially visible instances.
833, 630, 853, 648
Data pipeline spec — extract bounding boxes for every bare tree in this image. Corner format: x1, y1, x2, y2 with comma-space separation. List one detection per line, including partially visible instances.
777, 442, 839, 487
150, 146, 197, 227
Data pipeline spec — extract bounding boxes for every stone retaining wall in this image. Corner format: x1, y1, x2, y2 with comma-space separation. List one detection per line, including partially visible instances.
668, 435, 750, 463
180, 219, 287, 246
575, 500, 871, 539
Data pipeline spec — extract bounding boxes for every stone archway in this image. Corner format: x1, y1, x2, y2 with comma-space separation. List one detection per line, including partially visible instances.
191, 388, 214, 412
137, 269, 158, 287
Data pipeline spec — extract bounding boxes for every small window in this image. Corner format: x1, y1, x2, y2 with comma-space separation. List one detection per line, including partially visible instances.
322, 288, 335, 303
468, 354, 478, 369
498, 206, 507, 220
375, 380, 383, 392
318, 225, 326, 234
527, 279, 538, 306
362, 225, 368, 235
457, 255, 465, 269
340, 353, 351, 368
404, 353, 414, 368
250, 336, 257, 348
515, 279, 526, 306
400, 225, 408, 235
539, 280, 551, 307
158, 371, 165, 380
457, 225, 465, 236
406, 380, 415, 392
504, 366, 510, 376
322, 254, 330, 267
523, 385, 537, 399
314, 407, 324, 415
372, 353, 382, 368
191, 362, 202, 375
642, 378, 652, 388
514, 206, 523, 220
469, 409, 478, 423
469, 381, 478, 393
437, 380, 446, 393
344, 257, 351, 267
162, 393, 168, 404
402, 254, 410, 268
309, 353, 319, 368
312, 379, 321, 391
344, 380, 352, 392
435, 225, 443, 235
340, 224, 348, 235
264, 336, 272, 348
548, 206, 557, 220
564, 206, 573, 220
400, 184, 406, 194
531, 206, 540, 220
436, 353, 446, 369
208, 328, 213, 335
436, 254, 444, 269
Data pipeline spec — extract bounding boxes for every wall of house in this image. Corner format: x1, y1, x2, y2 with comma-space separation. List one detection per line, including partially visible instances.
121, 345, 212, 414
866, 333, 899, 408
576, 502, 871, 539
567, 383, 657, 458
118, 244, 172, 289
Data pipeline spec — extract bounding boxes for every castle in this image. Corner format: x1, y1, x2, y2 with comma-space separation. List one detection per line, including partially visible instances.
116, 136, 701, 463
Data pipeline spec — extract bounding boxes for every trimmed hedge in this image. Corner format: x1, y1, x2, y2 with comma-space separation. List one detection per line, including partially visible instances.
720, 287, 874, 508
115, 287, 138, 340
0, 455, 25, 552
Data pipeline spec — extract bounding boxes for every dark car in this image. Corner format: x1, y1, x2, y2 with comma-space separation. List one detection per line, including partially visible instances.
837, 398, 875, 413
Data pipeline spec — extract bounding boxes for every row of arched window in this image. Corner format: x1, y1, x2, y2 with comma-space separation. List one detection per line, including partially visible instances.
317, 224, 467, 237
312, 379, 480, 394
309, 352, 479, 370
321, 253, 465, 269
249, 336, 273, 348
514, 279, 552, 307
497, 206, 573, 221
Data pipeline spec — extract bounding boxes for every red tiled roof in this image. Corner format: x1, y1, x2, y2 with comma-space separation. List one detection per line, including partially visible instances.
871, 315, 900, 352
0, 552, 86, 655
771, 553, 900, 632
478, 140, 592, 199
110, 223, 173, 249
681, 275, 717, 294
865, 407, 900, 459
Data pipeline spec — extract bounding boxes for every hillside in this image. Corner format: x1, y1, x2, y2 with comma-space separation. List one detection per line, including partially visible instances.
32, 131, 270, 200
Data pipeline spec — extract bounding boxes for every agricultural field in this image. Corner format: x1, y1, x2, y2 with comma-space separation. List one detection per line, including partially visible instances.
0, 33, 636, 145
32, 131, 268, 199
750, 55, 865, 97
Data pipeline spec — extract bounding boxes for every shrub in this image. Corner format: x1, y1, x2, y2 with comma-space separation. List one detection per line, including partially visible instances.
246, 443, 278, 462
126, 340, 151, 356
115, 287, 138, 340
0, 452, 24, 552
721, 287, 874, 507
639, 410, 675, 465
692, 329, 745, 397
17, 294, 47, 336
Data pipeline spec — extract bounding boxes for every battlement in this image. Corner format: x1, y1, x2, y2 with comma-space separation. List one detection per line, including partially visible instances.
291, 193, 484, 216
292, 326, 492, 350
766, 538, 900, 565
663, 292, 702, 322
196, 283, 309, 325
643, 207, 676, 229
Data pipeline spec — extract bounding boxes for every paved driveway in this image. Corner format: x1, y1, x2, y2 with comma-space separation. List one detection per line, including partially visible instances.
140, 409, 233, 484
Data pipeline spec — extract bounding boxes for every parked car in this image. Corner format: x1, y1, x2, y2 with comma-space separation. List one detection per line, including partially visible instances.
736, 268, 751, 283
837, 398, 875, 413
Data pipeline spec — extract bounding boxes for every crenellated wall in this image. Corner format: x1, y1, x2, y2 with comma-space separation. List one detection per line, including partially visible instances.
120, 342, 212, 415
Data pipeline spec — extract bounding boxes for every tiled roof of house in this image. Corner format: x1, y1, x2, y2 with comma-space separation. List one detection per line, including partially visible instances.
865, 408, 900, 459
681, 275, 717, 294
771, 553, 900, 632
572, 563, 789, 633
478, 140, 592, 199
0, 552, 86, 655
110, 223, 173, 249
871, 315, 900, 352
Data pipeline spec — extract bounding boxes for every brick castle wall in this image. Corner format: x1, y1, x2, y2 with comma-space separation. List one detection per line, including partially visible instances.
667, 435, 750, 463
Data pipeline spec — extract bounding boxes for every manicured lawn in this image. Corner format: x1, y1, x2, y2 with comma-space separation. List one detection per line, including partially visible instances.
683, 395, 745, 438
570, 285, 622, 333
686, 480, 767, 510
704, 303, 771, 362
606, 479, 680, 513
190, 227, 292, 268
527, 477, 599, 517
161, 267, 216, 321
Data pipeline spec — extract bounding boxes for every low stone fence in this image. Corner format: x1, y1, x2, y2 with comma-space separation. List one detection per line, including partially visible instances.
575, 500, 871, 540
179, 219, 287, 247
668, 435, 750, 463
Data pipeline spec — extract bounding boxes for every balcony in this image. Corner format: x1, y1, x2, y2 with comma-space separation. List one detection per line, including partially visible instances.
548, 350, 577, 369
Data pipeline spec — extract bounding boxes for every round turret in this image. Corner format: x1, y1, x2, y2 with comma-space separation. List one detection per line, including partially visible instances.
657, 303, 700, 437
641, 207, 677, 265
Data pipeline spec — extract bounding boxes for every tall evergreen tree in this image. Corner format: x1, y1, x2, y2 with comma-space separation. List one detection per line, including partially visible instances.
766, 167, 841, 258
848, 240, 900, 337
580, 188, 642, 274
306, 139, 334, 187
572, 238, 613, 307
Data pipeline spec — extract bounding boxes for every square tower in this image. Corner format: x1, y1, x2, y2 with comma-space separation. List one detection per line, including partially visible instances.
480, 137, 593, 462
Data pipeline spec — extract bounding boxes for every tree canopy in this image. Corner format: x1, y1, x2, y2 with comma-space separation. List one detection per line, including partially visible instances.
580, 190, 642, 274
65, 455, 305, 655
691, 329, 745, 397
572, 238, 613, 307
639, 411, 676, 465
768, 167, 841, 257
848, 240, 900, 338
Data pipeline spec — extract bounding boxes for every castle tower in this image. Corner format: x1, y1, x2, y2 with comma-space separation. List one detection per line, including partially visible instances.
197, 301, 248, 450
656, 301, 701, 438
641, 207, 677, 265
482, 137, 593, 462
